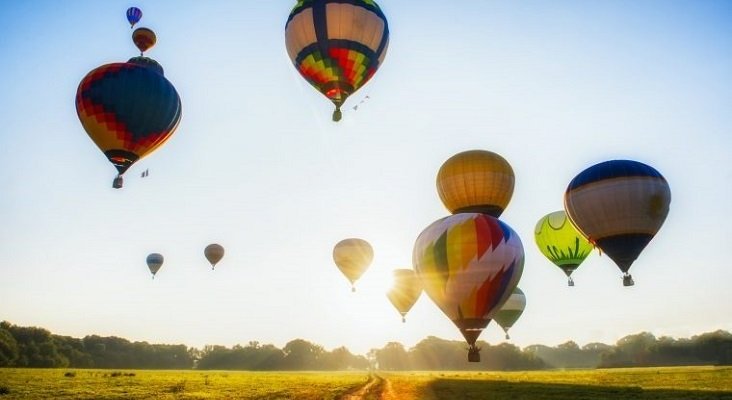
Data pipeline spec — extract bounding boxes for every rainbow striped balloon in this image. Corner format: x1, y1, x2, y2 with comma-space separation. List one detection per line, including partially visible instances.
413, 213, 524, 352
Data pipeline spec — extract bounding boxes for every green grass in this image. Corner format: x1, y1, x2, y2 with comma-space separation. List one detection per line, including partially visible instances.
386, 367, 732, 399
0, 369, 369, 399
1, 366, 731, 399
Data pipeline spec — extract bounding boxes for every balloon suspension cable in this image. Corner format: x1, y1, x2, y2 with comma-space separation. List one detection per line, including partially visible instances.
332, 106, 343, 122
589, 238, 602, 256
112, 174, 124, 189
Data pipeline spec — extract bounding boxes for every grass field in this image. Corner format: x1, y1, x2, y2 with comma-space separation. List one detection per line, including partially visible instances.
1, 366, 731, 399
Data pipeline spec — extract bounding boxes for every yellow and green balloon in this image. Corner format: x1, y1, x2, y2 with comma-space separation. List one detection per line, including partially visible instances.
535, 211, 593, 286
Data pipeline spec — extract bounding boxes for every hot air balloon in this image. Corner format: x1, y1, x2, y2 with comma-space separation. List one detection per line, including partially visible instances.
386, 269, 423, 323
205, 244, 225, 270
147, 253, 164, 279
285, 0, 389, 121
126, 7, 142, 29
132, 27, 157, 55
413, 213, 524, 362
534, 211, 594, 286
333, 238, 373, 291
436, 150, 515, 217
76, 56, 182, 188
493, 287, 526, 340
564, 160, 671, 286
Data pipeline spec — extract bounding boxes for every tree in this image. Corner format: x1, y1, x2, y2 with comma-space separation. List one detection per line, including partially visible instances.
373, 342, 410, 370
409, 336, 465, 370
0, 328, 18, 366
282, 339, 324, 370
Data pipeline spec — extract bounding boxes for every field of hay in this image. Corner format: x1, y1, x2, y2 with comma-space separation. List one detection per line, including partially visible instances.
1, 366, 731, 399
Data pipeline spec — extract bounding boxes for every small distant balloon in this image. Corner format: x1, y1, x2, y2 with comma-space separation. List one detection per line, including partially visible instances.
493, 287, 526, 340
386, 269, 423, 323
204, 244, 225, 270
147, 253, 164, 279
126, 7, 142, 28
133, 27, 157, 55
333, 238, 373, 292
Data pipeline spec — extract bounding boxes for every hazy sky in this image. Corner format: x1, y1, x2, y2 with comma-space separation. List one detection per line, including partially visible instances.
1, 0, 731, 356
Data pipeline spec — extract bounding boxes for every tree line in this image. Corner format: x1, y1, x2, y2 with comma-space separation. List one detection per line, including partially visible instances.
1, 321, 730, 370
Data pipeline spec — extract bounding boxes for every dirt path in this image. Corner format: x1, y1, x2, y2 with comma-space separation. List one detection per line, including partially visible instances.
337, 374, 390, 400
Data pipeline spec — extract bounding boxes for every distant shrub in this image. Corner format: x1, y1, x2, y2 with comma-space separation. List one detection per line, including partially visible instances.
110, 371, 122, 377
0, 386, 9, 395
64, 371, 76, 378
168, 380, 186, 394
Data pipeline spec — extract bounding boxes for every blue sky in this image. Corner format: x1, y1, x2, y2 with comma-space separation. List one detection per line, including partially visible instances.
1, 0, 731, 355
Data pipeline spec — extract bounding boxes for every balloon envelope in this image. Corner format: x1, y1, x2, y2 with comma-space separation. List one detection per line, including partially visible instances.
436, 150, 515, 217
564, 160, 671, 282
534, 210, 593, 285
493, 287, 526, 339
333, 238, 373, 290
413, 213, 524, 360
147, 253, 164, 276
76, 60, 182, 185
285, 0, 389, 121
386, 269, 423, 322
126, 7, 142, 28
204, 244, 225, 269
132, 27, 157, 54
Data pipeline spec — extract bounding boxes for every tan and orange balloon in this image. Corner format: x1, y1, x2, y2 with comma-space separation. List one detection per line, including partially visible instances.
386, 269, 423, 323
333, 238, 373, 292
436, 150, 515, 217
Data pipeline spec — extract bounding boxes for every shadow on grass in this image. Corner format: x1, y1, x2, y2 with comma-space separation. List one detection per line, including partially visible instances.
427, 379, 732, 400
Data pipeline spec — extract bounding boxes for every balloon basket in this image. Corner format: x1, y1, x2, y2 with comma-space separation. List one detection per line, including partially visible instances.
468, 348, 480, 363
113, 175, 124, 189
